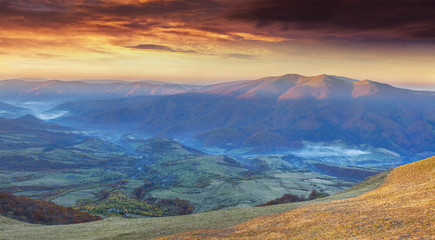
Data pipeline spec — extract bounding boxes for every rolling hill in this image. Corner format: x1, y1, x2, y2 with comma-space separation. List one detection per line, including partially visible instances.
1, 156, 432, 240
0, 114, 87, 149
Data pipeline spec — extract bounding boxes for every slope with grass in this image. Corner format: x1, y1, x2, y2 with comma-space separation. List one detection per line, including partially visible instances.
161, 156, 435, 239
0, 163, 390, 240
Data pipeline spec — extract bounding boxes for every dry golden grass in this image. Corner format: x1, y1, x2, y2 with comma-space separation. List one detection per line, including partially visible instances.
0, 169, 389, 240
159, 156, 435, 239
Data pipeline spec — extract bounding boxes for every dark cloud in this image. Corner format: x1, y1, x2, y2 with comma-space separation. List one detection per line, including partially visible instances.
0, 0, 223, 32
122, 22, 156, 30
0, 1, 86, 28
32, 53, 59, 58
128, 44, 196, 53
5, 0, 434, 47
225, 53, 257, 59
227, 0, 435, 41
83, 0, 222, 17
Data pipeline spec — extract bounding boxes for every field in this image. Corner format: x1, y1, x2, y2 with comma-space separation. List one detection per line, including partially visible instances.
0, 168, 389, 240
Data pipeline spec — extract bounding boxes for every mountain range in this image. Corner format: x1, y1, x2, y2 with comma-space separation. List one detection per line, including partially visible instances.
1, 74, 434, 161
29, 74, 434, 161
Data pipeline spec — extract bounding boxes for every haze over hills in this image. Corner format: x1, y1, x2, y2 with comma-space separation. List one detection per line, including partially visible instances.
32, 74, 435, 163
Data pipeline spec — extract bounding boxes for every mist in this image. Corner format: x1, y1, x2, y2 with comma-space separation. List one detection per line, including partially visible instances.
38, 111, 68, 120
293, 143, 370, 158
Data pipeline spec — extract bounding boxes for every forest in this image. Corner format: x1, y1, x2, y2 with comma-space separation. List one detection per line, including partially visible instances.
0, 192, 101, 225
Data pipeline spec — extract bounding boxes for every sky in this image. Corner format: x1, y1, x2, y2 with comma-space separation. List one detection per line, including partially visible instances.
1, 0, 435, 89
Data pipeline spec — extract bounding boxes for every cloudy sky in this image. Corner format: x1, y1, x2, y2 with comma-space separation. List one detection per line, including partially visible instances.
1, 0, 435, 88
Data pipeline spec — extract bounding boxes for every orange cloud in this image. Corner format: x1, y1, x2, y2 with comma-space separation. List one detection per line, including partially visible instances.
0, 0, 435, 87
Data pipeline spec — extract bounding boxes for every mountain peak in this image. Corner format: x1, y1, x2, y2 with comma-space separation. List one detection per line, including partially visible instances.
276, 74, 354, 100
18, 114, 42, 122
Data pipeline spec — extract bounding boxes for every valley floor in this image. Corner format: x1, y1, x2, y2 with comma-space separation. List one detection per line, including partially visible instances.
0, 169, 389, 240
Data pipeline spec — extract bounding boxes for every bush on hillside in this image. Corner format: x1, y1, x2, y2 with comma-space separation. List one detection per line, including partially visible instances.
256, 190, 329, 207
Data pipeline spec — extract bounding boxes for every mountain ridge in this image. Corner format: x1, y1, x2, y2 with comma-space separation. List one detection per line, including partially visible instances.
3, 74, 434, 102
201, 74, 423, 101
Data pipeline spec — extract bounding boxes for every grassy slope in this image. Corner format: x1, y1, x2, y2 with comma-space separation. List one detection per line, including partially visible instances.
162, 156, 435, 239
0, 168, 389, 240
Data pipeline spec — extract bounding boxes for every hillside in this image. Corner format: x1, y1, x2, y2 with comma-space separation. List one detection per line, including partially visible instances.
0, 115, 86, 149
0, 161, 390, 240
161, 156, 435, 239
0, 102, 31, 118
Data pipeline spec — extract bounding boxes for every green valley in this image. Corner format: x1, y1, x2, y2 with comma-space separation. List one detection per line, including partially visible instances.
0, 118, 383, 217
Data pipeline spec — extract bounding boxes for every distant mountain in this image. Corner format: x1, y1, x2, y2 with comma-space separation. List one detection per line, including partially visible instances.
201, 74, 421, 100
51, 74, 435, 161
0, 79, 192, 102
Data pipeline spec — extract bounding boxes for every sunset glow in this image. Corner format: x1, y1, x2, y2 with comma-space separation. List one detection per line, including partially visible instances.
1, 0, 435, 87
